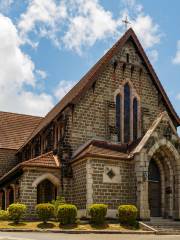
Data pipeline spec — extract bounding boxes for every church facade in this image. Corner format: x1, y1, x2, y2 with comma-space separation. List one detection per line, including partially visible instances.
0, 28, 179, 220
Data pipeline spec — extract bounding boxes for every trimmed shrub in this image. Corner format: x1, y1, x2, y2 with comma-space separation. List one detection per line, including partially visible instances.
0, 210, 9, 220
52, 196, 66, 219
57, 204, 77, 225
88, 204, 107, 224
8, 203, 27, 224
118, 205, 138, 225
36, 203, 55, 224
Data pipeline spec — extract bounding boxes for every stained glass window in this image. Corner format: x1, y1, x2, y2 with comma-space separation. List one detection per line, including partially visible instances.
133, 97, 138, 140
116, 94, 121, 142
124, 83, 130, 142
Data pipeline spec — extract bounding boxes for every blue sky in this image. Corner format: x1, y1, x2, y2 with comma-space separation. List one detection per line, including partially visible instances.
0, 0, 179, 129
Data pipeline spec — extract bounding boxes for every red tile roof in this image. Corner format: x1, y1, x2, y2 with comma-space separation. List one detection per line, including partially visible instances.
20, 28, 179, 150
0, 140, 133, 185
72, 139, 133, 162
21, 151, 60, 168
0, 111, 42, 150
0, 151, 60, 185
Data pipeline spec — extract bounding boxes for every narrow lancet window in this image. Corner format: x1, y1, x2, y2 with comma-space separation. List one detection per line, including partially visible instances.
133, 97, 138, 140
116, 94, 121, 142
124, 83, 130, 142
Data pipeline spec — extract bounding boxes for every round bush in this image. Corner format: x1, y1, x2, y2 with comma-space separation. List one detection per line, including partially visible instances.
36, 203, 55, 223
88, 204, 107, 224
0, 210, 9, 220
118, 205, 138, 225
52, 196, 66, 219
57, 204, 77, 225
8, 203, 27, 224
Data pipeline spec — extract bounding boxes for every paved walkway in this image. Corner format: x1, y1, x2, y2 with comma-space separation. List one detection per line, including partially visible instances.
0, 233, 180, 240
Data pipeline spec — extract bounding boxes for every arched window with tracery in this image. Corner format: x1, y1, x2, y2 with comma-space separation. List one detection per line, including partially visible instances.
133, 97, 138, 141
115, 94, 121, 142
124, 83, 131, 143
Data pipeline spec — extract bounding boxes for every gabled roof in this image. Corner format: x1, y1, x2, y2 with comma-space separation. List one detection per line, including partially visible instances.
21, 28, 180, 149
0, 111, 42, 150
0, 151, 60, 186
71, 139, 139, 162
21, 151, 60, 168
132, 111, 180, 155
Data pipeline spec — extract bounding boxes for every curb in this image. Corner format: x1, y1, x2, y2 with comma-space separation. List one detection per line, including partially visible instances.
0, 229, 155, 234
139, 221, 157, 232
156, 231, 180, 235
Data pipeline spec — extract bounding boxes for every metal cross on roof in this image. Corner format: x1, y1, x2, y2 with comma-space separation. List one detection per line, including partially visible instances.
122, 16, 131, 30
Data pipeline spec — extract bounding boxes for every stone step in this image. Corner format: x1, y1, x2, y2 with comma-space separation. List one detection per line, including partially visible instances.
153, 226, 180, 229
148, 223, 180, 226
143, 218, 180, 233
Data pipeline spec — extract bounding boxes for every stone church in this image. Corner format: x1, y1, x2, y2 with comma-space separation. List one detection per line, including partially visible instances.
0, 28, 179, 220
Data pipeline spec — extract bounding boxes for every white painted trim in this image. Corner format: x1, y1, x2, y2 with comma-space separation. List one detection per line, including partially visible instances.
86, 159, 93, 209
147, 138, 180, 161
133, 111, 179, 155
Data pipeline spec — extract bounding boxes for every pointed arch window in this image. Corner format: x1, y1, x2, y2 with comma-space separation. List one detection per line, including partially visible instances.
114, 82, 140, 143
133, 97, 138, 141
124, 83, 131, 143
115, 94, 121, 142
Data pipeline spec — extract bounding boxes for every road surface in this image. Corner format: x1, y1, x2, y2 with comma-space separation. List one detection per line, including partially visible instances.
0, 233, 180, 240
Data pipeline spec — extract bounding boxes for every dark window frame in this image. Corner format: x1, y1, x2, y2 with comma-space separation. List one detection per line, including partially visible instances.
133, 97, 138, 141
116, 94, 121, 142
124, 83, 131, 143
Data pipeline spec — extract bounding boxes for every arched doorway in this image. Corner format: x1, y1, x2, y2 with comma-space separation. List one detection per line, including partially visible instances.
37, 179, 57, 204
148, 159, 161, 217
9, 187, 14, 205
0, 190, 5, 210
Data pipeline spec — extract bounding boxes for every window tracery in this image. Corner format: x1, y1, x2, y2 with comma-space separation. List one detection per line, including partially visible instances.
115, 80, 140, 143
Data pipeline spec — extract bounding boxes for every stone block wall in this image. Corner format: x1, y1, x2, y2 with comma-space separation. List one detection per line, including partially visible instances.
64, 159, 87, 210
65, 157, 136, 217
19, 168, 60, 217
89, 158, 136, 209
0, 149, 17, 177
64, 40, 171, 153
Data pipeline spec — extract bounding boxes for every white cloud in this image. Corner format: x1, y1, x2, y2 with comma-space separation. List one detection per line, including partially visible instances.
0, 14, 54, 116
18, 0, 67, 47
130, 15, 161, 49
0, 0, 162, 116
54, 80, 76, 100
36, 70, 47, 79
172, 40, 180, 64
177, 93, 180, 100
119, 0, 161, 50
63, 0, 119, 53
147, 49, 159, 63
17, 0, 161, 56
121, 0, 143, 13
0, 14, 35, 90
117, 0, 161, 63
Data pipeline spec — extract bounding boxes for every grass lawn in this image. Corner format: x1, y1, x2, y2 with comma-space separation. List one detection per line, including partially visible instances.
0, 221, 140, 231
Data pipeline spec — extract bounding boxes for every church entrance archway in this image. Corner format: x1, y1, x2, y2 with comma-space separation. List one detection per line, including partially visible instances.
37, 179, 57, 204
9, 187, 14, 205
136, 138, 180, 220
148, 159, 161, 217
0, 190, 5, 210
